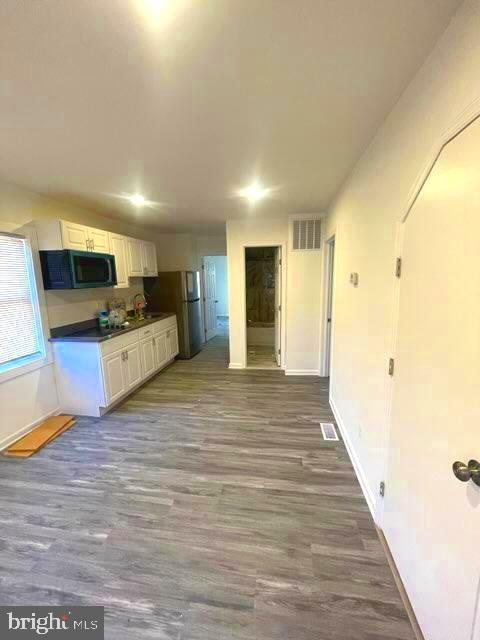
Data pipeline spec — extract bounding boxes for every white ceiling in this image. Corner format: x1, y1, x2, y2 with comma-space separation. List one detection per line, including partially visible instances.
0, 0, 461, 235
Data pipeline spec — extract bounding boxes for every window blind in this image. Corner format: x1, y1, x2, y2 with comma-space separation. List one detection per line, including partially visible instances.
0, 234, 43, 367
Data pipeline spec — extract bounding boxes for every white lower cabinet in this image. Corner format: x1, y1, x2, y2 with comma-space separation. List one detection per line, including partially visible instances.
125, 342, 142, 389
140, 336, 157, 379
154, 331, 168, 368
53, 315, 179, 417
102, 350, 127, 405
166, 326, 179, 359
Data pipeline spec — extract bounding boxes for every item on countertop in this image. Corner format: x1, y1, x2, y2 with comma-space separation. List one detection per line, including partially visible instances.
108, 308, 122, 329
98, 310, 109, 329
133, 293, 147, 320
108, 297, 127, 325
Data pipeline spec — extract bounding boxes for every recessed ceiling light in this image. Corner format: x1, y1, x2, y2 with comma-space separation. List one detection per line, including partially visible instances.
128, 193, 147, 207
237, 182, 271, 203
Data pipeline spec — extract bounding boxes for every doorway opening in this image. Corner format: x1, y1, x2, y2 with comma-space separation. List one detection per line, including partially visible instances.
201, 255, 229, 341
245, 246, 281, 369
323, 236, 335, 377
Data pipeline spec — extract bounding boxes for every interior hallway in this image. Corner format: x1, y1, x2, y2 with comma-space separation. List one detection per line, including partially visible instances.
0, 334, 414, 639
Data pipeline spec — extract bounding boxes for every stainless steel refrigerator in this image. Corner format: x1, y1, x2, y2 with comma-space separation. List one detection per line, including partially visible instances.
144, 271, 203, 359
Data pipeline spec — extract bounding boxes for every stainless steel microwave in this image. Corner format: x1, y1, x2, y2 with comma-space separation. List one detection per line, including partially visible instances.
40, 250, 117, 289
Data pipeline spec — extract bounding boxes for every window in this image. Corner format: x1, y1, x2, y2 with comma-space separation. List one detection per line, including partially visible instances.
0, 232, 45, 374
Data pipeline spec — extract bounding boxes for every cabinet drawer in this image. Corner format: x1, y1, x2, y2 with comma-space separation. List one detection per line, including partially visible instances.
153, 316, 177, 335
139, 325, 155, 340
100, 329, 139, 357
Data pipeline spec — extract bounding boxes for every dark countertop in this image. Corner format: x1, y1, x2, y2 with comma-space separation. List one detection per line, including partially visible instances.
49, 313, 175, 343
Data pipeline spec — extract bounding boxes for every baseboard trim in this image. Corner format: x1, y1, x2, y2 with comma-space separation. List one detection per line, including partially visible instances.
285, 369, 320, 376
0, 407, 61, 452
376, 526, 425, 640
329, 394, 377, 519
228, 363, 244, 369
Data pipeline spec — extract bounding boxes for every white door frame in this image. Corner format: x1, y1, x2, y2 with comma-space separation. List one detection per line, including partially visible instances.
242, 242, 287, 370
320, 234, 335, 377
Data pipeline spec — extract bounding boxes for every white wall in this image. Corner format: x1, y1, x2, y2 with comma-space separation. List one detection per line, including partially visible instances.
154, 232, 227, 273
325, 0, 480, 517
226, 218, 322, 373
195, 235, 227, 268
210, 255, 228, 316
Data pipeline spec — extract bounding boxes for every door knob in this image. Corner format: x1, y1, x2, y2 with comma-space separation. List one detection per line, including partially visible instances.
452, 460, 480, 486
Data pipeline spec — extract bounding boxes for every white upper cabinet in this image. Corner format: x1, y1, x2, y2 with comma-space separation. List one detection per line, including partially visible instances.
108, 233, 129, 288
37, 220, 158, 281
142, 241, 158, 276
127, 238, 144, 277
60, 220, 110, 253
60, 221, 90, 251
88, 227, 110, 253
128, 238, 157, 277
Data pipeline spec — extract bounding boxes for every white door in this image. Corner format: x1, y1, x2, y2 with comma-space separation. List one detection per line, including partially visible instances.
88, 227, 110, 253
127, 238, 143, 277
274, 247, 282, 366
60, 220, 90, 251
383, 118, 480, 640
109, 233, 129, 288
154, 331, 168, 368
203, 257, 217, 341
142, 241, 158, 276
124, 343, 142, 389
102, 350, 127, 405
140, 337, 156, 379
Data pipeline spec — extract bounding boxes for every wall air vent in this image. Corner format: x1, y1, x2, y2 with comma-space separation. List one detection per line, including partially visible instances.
320, 422, 339, 441
292, 219, 321, 251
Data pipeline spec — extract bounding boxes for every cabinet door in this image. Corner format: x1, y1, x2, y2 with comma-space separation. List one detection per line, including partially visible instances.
125, 343, 142, 389
155, 331, 168, 369
141, 337, 156, 379
127, 238, 144, 277
109, 233, 129, 288
166, 326, 179, 359
60, 220, 90, 251
88, 227, 110, 253
102, 350, 127, 405
142, 241, 158, 276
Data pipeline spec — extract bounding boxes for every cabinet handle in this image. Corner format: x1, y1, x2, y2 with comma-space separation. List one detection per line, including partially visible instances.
121, 351, 125, 361
152, 337, 156, 346
86, 239, 90, 251
92, 238, 95, 251
126, 350, 129, 360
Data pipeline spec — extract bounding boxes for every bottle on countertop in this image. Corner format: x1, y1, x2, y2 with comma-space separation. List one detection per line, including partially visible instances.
98, 310, 109, 329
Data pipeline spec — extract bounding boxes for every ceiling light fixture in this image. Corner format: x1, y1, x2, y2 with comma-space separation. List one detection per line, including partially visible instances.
128, 194, 147, 207
237, 182, 271, 204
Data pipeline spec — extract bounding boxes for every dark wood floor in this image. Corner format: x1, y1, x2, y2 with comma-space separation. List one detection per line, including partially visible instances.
0, 333, 414, 639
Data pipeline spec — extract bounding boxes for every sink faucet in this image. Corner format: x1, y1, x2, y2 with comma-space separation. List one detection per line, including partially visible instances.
133, 293, 147, 320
